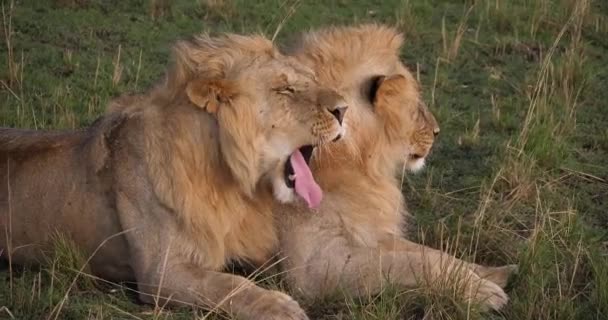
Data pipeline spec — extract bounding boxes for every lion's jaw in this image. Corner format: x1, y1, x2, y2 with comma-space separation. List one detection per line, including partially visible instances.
265, 91, 347, 208
270, 145, 320, 207
173, 33, 347, 208
406, 157, 426, 172
216, 65, 347, 209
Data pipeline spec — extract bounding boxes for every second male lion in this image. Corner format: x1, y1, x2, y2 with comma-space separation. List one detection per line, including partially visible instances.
1, 32, 347, 319
276, 24, 516, 311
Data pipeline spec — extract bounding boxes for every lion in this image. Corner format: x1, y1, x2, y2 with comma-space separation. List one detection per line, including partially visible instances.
276, 24, 517, 311
0, 32, 348, 319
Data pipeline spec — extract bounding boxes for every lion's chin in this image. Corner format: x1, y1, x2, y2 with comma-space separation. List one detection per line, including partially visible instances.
272, 178, 296, 204
406, 157, 426, 173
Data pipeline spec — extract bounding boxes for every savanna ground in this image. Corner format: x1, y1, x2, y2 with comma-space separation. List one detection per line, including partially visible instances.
0, 0, 607, 319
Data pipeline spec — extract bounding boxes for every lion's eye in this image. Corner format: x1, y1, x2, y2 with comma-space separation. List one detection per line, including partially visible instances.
275, 86, 296, 95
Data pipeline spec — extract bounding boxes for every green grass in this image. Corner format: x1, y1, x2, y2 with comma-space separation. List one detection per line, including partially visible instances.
1, 0, 607, 319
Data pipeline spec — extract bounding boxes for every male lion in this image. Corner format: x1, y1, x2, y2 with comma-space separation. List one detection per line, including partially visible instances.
276, 24, 516, 311
0, 32, 347, 319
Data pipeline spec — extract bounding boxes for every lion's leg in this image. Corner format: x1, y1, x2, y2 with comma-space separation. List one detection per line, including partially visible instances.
115, 194, 308, 320
377, 237, 517, 288
357, 248, 507, 310
135, 262, 308, 320
289, 241, 508, 311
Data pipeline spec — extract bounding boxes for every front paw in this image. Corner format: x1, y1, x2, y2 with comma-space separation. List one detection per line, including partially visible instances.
467, 278, 509, 311
246, 290, 309, 320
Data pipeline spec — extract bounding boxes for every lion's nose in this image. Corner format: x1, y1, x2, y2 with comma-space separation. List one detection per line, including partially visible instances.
329, 106, 347, 125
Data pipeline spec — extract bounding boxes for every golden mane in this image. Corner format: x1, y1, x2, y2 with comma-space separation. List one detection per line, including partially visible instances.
287, 24, 421, 180
162, 33, 278, 100
286, 24, 404, 88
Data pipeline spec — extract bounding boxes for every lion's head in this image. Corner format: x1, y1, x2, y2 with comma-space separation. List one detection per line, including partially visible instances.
371, 74, 439, 172
286, 24, 438, 177
159, 33, 347, 208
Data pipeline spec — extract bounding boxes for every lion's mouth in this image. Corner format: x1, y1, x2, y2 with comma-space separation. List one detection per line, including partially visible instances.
284, 145, 321, 208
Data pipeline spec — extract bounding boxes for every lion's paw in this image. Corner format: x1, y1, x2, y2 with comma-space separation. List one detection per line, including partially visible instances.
246, 290, 309, 320
468, 278, 509, 311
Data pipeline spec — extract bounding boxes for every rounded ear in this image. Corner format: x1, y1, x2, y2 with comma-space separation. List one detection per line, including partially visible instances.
186, 78, 239, 113
373, 74, 408, 105
372, 74, 414, 138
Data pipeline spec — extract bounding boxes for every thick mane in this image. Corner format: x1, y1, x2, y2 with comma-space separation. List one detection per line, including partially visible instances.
162, 33, 278, 100
286, 24, 404, 86
289, 24, 410, 178
133, 32, 284, 269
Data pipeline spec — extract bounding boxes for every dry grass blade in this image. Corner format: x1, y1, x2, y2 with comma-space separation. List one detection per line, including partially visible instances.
46, 228, 136, 320
112, 44, 123, 87
2, 1, 17, 87
441, 3, 475, 62
560, 167, 606, 183
4, 159, 14, 299
104, 303, 144, 320
517, 1, 587, 150
200, 253, 287, 320
0, 307, 15, 319
271, 0, 301, 43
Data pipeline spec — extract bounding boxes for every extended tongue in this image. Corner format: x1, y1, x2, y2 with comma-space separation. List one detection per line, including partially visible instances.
289, 149, 322, 208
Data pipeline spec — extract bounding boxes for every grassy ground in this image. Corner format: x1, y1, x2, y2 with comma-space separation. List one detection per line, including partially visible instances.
1, 0, 607, 319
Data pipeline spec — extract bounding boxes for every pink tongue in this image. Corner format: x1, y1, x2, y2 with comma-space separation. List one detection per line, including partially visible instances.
289, 149, 322, 208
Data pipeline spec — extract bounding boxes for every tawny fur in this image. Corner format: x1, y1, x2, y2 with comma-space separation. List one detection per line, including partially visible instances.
277, 24, 516, 311
0, 32, 347, 320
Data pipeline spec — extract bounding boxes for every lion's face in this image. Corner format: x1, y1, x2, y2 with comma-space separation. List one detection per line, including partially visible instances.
257, 59, 347, 207
370, 74, 439, 172
232, 56, 347, 208
285, 25, 440, 177
182, 36, 346, 208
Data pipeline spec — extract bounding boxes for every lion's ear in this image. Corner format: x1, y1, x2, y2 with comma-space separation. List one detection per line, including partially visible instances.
186, 78, 239, 113
372, 74, 407, 104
